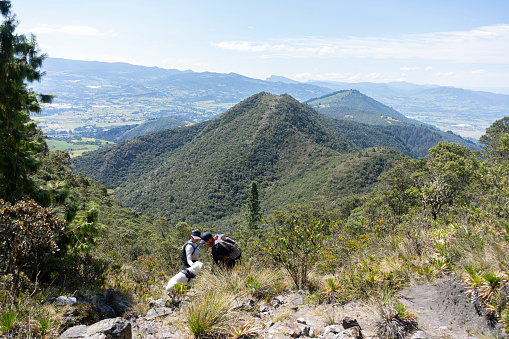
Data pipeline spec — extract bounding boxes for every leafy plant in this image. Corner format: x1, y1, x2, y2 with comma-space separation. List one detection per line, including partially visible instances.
0, 308, 19, 333
36, 311, 53, 337
262, 212, 325, 289
0, 199, 66, 293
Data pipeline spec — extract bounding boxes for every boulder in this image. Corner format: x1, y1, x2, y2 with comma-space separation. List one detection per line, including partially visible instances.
60, 317, 131, 339
145, 307, 174, 320
56, 296, 77, 306
323, 325, 342, 336
342, 317, 360, 330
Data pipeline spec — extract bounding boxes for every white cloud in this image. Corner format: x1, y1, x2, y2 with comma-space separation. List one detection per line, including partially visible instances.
212, 24, 509, 64
436, 72, 454, 76
194, 62, 209, 68
30, 24, 112, 37
425, 66, 433, 71
295, 72, 399, 83
60, 25, 104, 36
294, 72, 313, 80
471, 69, 485, 74
400, 67, 418, 71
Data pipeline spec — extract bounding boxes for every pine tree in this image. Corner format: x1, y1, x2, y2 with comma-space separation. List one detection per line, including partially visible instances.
244, 180, 261, 231
0, 1, 53, 202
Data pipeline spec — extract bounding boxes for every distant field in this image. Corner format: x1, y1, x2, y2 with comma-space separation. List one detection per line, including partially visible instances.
47, 138, 114, 157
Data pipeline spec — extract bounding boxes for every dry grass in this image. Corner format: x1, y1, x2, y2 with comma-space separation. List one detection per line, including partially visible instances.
228, 316, 262, 338
193, 262, 288, 300
371, 288, 418, 339
183, 289, 236, 338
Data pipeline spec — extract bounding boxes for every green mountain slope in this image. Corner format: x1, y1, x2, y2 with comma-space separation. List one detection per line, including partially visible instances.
90, 116, 192, 142
315, 115, 413, 156
306, 90, 480, 157
305, 90, 416, 125
72, 122, 209, 188
73, 92, 407, 228
114, 93, 355, 223
381, 125, 480, 158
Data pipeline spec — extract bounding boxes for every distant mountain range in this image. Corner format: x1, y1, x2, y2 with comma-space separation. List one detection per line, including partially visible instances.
72, 92, 479, 228
33, 58, 509, 141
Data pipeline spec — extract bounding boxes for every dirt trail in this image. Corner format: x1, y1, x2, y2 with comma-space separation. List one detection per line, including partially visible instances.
398, 276, 503, 338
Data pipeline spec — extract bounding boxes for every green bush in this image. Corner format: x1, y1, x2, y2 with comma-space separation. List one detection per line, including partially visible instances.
262, 212, 325, 289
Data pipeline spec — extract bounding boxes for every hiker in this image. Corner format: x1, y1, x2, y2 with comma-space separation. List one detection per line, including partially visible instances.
200, 231, 242, 269
181, 228, 202, 269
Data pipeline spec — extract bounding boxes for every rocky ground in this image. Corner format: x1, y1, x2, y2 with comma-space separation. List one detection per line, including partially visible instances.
58, 275, 506, 339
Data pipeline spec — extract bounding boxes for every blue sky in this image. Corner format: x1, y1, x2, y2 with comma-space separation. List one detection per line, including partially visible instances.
13, 0, 509, 92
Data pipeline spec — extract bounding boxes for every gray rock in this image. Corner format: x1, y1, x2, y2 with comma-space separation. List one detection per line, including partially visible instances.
320, 332, 337, 339
287, 295, 305, 306
145, 307, 174, 320
149, 299, 167, 308
56, 296, 77, 306
297, 317, 307, 324
98, 304, 116, 318
341, 326, 363, 339
141, 324, 158, 335
61, 317, 131, 339
61, 325, 88, 338
268, 322, 283, 334
323, 325, 343, 336
411, 331, 432, 339
342, 317, 360, 330
272, 297, 285, 307
260, 305, 270, 312
281, 323, 302, 338
298, 324, 310, 336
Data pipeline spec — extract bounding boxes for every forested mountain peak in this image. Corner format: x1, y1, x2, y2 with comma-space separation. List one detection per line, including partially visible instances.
305, 90, 414, 124
72, 92, 363, 226
188, 92, 355, 156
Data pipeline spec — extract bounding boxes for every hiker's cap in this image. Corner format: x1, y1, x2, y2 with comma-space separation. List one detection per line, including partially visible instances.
191, 229, 201, 240
200, 231, 213, 244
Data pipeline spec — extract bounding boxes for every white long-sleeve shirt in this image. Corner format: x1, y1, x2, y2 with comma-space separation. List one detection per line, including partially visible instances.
183, 241, 200, 267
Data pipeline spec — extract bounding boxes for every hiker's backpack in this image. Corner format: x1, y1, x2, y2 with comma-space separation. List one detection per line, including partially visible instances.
215, 234, 242, 260
181, 242, 198, 268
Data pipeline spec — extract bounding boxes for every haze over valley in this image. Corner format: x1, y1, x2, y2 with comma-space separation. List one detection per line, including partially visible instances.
34, 58, 509, 149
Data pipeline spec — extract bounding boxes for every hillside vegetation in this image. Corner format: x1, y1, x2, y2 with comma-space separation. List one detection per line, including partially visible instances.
4, 4, 509, 336
307, 90, 480, 157
305, 90, 415, 125
72, 92, 412, 228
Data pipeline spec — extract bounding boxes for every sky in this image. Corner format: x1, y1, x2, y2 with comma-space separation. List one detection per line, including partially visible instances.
12, 0, 509, 93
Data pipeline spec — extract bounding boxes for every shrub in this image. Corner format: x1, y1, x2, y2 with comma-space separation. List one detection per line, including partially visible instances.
0, 199, 66, 293
262, 212, 325, 289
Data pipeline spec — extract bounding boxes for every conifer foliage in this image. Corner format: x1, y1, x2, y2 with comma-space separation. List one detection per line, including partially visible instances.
0, 0, 52, 202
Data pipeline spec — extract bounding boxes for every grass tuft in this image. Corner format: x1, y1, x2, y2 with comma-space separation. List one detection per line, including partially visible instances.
183, 289, 236, 338
372, 288, 417, 339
